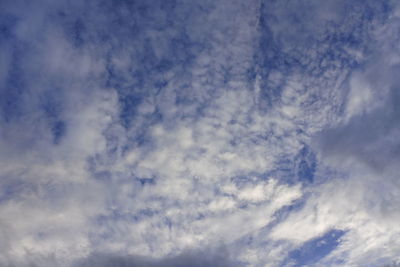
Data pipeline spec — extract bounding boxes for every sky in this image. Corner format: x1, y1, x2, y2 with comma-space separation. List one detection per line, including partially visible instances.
0, 0, 400, 266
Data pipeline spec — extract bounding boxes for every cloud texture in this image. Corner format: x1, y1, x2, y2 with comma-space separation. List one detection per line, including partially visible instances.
0, 0, 400, 266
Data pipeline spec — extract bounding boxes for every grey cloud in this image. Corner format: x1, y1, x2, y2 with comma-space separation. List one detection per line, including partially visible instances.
314, 86, 400, 171
75, 249, 240, 267
311, 6, 400, 174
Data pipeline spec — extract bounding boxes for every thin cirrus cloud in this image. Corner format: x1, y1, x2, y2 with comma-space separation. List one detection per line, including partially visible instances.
0, 0, 399, 266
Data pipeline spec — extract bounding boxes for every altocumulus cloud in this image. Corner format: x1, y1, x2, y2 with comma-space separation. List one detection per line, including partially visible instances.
0, 0, 400, 266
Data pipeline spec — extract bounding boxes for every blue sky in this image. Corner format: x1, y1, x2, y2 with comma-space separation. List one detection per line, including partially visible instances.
1, 0, 400, 266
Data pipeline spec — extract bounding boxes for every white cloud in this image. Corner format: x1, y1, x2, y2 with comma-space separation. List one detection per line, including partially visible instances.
1, 0, 399, 266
